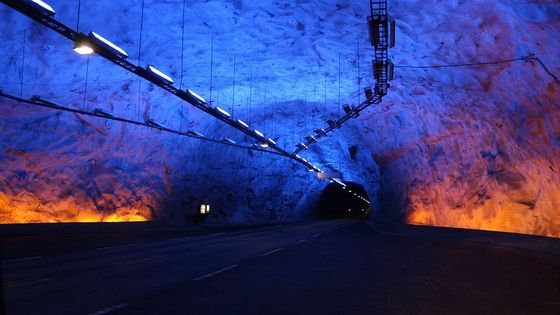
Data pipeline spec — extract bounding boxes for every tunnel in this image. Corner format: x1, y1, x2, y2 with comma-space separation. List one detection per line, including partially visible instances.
315, 182, 371, 218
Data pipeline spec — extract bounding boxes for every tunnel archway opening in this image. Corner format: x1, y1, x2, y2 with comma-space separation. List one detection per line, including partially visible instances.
315, 182, 371, 219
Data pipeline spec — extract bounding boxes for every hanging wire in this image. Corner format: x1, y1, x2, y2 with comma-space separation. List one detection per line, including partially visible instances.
179, 0, 186, 132
0, 92, 286, 157
76, 0, 82, 31
396, 55, 559, 84
82, 56, 90, 110
210, 36, 214, 102
396, 57, 528, 69
232, 54, 236, 115
179, 0, 186, 90
137, 0, 146, 120
19, 30, 26, 99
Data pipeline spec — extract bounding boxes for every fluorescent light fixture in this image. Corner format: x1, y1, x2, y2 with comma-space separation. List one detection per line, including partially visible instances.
254, 129, 264, 138
146, 119, 167, 129
308, 169, 314, 172
295, 155, 302, 159
305, 135, 317, 142
186, 89, 207, 105
73, 42, 94, 55
302, 158, 308, 163
216, 106, 231, 118
267, 138, 276, 145
314, 128, 327, 135
297, 143, 308, 150
88, 32, 128, 59
26, 0, 56, 16
187, 130, 204, 137
260, 143, 269, 148
93, 108, 117, 118
147, 65, 174, 84
237, 119, 249, 128
221, 137, 236, 144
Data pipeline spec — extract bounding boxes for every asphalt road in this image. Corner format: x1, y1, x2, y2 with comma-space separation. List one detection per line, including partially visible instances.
2, 220, 560, 314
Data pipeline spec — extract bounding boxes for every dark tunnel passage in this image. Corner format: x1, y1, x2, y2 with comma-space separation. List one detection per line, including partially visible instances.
315, 182, 371, 218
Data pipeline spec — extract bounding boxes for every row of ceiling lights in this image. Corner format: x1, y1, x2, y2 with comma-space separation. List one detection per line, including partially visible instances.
15, 0, 371, 206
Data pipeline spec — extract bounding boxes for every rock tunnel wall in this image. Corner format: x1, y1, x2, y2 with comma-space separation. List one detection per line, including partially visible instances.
0, 0, 558, 237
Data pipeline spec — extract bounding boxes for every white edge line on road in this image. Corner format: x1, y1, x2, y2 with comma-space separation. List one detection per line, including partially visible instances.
2, 256, 43, 263
295, 239, 307, 244
312, 233, 321, 238
261, 248, 283, 257
193, 265, 239, 281
96, 244, 137, 251
89, 303, 128, 315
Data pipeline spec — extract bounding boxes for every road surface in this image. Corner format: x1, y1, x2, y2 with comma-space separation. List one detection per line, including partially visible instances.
2, 220, 560, 314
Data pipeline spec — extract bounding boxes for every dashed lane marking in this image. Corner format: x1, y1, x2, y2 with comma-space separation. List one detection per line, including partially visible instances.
4, 277, 53, 289
112, 255, 169, 266
193, 265, 239, 281
167, 237, 191, 242
89, 303, 128, 315
295, 239, 307, 244
2, 256, 43, 263
96, 244, 137, 251
312, 233, 321, 238
261, 248, 283, 257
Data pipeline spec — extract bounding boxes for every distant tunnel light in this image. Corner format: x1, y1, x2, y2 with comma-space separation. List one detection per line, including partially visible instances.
216, 106, 231, 118
88, 32, 128, 59
305, 135, 317, 142
200, 204, 211, 215
146, 119, 167, 129
221, 137, 236, 144
187, 130, 204, 137
237, 119, 249, 128
186, 89, 207, 106
254, 129, 265, 138
314, 128, 327, 136
147, 65, 174, 84
93, 108, 117, 118
25, 0, 56, 16
73, 42, 94, 55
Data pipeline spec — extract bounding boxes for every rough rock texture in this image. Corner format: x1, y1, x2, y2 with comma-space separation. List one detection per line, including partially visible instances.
0, 0, 559, 236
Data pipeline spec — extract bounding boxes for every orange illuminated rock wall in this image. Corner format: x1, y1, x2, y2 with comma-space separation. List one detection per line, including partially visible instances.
367, 0, 560, 237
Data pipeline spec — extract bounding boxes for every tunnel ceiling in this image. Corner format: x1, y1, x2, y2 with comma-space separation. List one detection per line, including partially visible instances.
0, 0, 559, 237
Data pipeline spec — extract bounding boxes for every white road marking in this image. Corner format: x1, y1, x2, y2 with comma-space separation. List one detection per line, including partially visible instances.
193, 265, 239, 281
96, 244, 137, 251
167, 237, 191, 242
2, 256, 43, 263
89, 303, 128, 315
112, 255, 169, 266
4, 277, 53, 289
312, 233, 321, 238
261, 248, 283, 257
295, 239, 307, 244
209, 232, 225, 236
